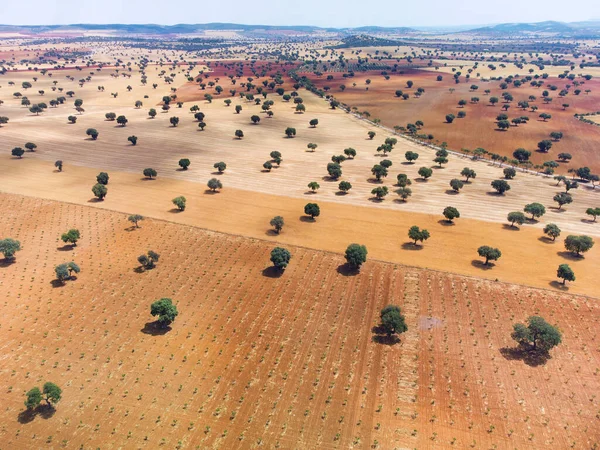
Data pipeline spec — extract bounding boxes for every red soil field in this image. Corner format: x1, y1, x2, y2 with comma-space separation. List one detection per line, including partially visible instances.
1, 192, 599, 449
307, 69, 600, 173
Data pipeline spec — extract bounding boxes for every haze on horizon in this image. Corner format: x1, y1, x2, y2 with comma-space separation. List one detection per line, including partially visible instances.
1, 0, 597, 29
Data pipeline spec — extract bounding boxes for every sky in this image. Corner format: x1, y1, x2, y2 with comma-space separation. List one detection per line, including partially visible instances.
1, 0, 597, 28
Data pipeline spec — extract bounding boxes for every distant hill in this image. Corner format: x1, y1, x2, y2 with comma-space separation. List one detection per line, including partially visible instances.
467, 20, 600, 36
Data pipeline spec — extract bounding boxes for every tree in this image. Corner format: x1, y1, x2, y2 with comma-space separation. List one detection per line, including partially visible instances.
55, 261, 80, 282
564, 235, 594, 256
371, 164, 387, 181
42, 382, 62, 407
550, 131, 563, 141
92, 183, 107, 200
345, 243, 367, 270
418, 167, 433, 180
461, 167, 476, 182
338, 181, 352, 193
443, 206, 460, 222
343, 148, 356, 159
214, 162, 226, 173
135, 100, 143, 108
24, 387, 43, 410
332, 155, 347, 165
408, 226, 430, 245
368, 131, 376, 140
308, 181, 320, 192
477, 246, 501, 265
396, 187, 412, 201
513, 148, 531, 162
405, 151, 419, 163
586, 207, 600, 222
497, 120, 510, 130
508, 211, 526, 227
235, 129, 244, 139
138, 250, 160, 270
307, 143, 318, 152
128, 135, 138, 146
61, 229, 80, 246
0, 238, 21, 259
11, 147, 24, 158
151, 298, 178, 328
270, 216, 284, 234
553, 192, 572, 210
55, 160, 63, 172
68, 116, 77, 124
445, 114, 456, 123
270, 151, 282, 165
251, 115, 261, 124
235, 105, 242, 114
29, 104, 43, 115
543, 223, 561, 241
380, 305, 407, 337
491, 179, 510, 194
128, 214, 144, 228
503, 167, 516, 179
285, 127, 296, 138
449, 178, 463, 192
511, 316, 561, 352
172, 196, 186, 211
24, 142, 37, 152
86, 128, 99, 140
208, 178, 223, 192
270, 247, 291, 270
537, 140, 552, 152
179, 158, 190, 170
116, 115, 128, 126
96, 172, 109, 185
371, 186, 388, 199
148, 108, 157, 118
170, 116, 180, 127
327, 163, 342, 180
304, 203, 320, 219
143, 168, 157, 179
557, 264, 575, 285
310, 118, 319, 127
524, 203, 546, 220
557, 153, 572, 162
198, 121, 206, 130
263, 161, 273, 172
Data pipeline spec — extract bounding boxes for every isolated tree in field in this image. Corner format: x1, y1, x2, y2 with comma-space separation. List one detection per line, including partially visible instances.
368, 131, 376, 140
55, 261, 80, 282
270, 247, 291, 271
564, 179, 578, 192
307, 143, 318, 152
332, 155, 347, 165
304, 203, 320, 219
310, 118, 319, 127
511, 316, 561, 353
553, 192, 572, 210
198, 121, 206, 130
564, 235, 594, 256
92, 183, 107, 200
327, 163, 342, 180
11, 147, 24, 158
477, 246, 501, 265
172, 196, 186, 211
557, 153, 572, 162
449, 178, 464, 192
404, 151, 419, 163
371, 164, 387, 181
408, 226, 430, 245
338, 181, 352, 193
234, 129, 244, 139
263, 161, 273, 172
285, 127, 296, 138
251, 115, 260, 124
418, 167, 433, 180
380, 305, 407, 337
503, 167, 516, 179
135, 100, 143, 108
270, 216, 285, 234
550, 131, 563, 141
105, 112, 116, 121
270, 151, 282, 165
61, 229, 80, 246
543, 223, 561, 241
179, 158, 190, 170
208, 178, 223, 192
25, 382, 62, 410
86, 128, 99, 140
537, 140, 552, 152
116, 115, 128, 126
396, 174, 411, 187
96, 172, 109, 185
24, 142, 37, 152
143, 168, 157, 179
445, 114, 456, 123
308, 181, 320, 192
24, 387, 43, 410
128, 135, 138, 146
508, 211, 526, 228
235, 105, 242, 114
461, 167, 476, 181
151, 298, 178, 328
345, 243, 367, 270
586, 207, 600, 222
371, 186, 388, 199
214, 162, 226, 173
524, 203, 546, 220
557, 264, 575, 285
148, 108, 157, 118
128, 214, 144, 228
138, 250, 160, 270
491, 179, 510, 194
55, 160, 63, 172
29, 104, 43, 115
395, 185, 412, 201
170, 116, 180, 127
513, 148, 531, 162
443, 206, 460, 222
0, 238, 21, 259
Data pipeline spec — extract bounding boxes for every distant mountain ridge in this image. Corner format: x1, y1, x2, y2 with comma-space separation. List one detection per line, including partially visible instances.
468, 20, 600, 35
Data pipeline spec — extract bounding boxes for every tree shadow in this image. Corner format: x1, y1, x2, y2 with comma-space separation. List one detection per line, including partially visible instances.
445, 189, 459, 195
368, 197, 384, 203
299, 215, 316, 223
401, 242, 423, 250
414, 178, 428, 183
57, 245, 74, 251
550, 206, 566, 213
304, 191, 318, 195
549, 280, 570, 291
18, 404, 56, 424
538, 236, 555, 244
0, 258, 17, 268
557, 251, 584, 261
371, 325, 401, 345
262, 266, 283, 278
502, 224, 520, 231
133, 266, 146, 274
471, 259, 495, 270
87, 197, 104, 203
211, 171, 224, 176
499, 346, 551, 367
485, 191, 504, 196
401, 161, 415, 165
204, 190, 219, 195
140, 177, 155, 181
321, 176, 338, 182
366, 178, 383, 184
141, 321, 172, 335
581, 218, 596, 224
336, 263, 359, 276
335, 191, 349, 196
50, 279, 66, 288
265, 229, 279, 237
437, 219, 455, 226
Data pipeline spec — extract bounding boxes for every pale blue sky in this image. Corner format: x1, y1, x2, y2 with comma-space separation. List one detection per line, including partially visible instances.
2, 0, 597, 28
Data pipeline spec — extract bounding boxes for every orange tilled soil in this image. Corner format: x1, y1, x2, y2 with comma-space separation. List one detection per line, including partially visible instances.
0, 193, 599, 449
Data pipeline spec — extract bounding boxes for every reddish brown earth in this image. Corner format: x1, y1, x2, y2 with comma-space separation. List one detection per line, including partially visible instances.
1, 193, 599, 449
307, 69, 600, 173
